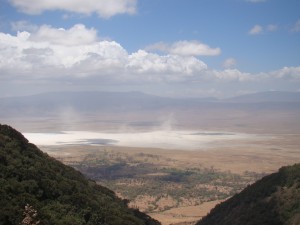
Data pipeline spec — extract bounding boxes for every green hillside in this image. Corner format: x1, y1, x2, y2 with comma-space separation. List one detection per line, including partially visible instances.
196, 163, 300, 225
0, 124, 160, 225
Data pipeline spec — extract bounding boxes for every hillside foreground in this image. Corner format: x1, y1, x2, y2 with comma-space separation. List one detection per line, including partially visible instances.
0, 124, 160, 225
196, 163, 300, 225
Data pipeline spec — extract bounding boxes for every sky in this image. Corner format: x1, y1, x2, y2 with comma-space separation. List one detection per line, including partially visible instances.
0, 0, 300, 98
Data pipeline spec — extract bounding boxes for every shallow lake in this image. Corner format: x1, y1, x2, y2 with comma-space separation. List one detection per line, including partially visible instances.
23, 129, 257, 150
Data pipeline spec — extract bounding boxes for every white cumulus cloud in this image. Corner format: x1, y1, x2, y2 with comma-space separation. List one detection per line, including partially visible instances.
269, 66, 300, 80
222, 58, 237, 69
127, 50, 207, 81
249, 25, 263, 35
210, 69, 252, 82
248, 24, 278, 35
29, 24, 98, 46
0, 24, 208, 82
8, 0, 137, 18
146, 40, 221, 56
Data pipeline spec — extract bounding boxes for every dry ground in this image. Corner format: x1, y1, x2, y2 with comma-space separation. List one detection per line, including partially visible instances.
39, 132, 300, 225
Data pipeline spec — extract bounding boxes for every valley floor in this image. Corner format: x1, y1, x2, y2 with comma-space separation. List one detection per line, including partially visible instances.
38, 133, 300, 225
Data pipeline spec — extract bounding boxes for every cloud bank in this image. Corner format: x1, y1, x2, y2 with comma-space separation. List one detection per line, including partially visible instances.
0, 24, 208, 83
0, 24, 299, 97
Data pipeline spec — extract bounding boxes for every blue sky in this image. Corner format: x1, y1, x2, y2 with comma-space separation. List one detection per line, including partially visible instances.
0, 0, 300, 98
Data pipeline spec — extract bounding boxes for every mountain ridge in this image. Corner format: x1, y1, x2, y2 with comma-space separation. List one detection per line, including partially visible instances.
196, 163, 300, 225
0, 91, 299, 116
224, 91, 300, 103
1, 90, 299, 102
0, 124, 161, 225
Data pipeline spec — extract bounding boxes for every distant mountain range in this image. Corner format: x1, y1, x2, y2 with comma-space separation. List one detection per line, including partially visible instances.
196, 163, 300, 225
225, 91, 300, 103
0, 91, 299, 117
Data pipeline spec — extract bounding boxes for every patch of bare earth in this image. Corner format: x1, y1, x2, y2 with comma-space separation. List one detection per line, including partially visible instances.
149, 200, 222, 225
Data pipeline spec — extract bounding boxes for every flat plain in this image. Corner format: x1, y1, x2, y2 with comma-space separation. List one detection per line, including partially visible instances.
37, 129, 300, 224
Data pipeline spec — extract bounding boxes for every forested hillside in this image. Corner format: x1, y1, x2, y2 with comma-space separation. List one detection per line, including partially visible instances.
196, 163, 300, 225
0, 124, 160, 225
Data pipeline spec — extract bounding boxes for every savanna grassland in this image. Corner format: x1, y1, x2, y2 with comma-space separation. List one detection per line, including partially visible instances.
40, 132, 300, 225
20, 104, 300, 224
